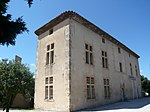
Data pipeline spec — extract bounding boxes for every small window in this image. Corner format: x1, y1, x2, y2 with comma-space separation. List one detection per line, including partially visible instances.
91, 77, 94, 84
85, 51, 89, 64
50, 50, 54, 64
86, 77, 90, 84
118, 47, 121, 54
105, 52, 107, 57
49, 86, 53, 99
49, 77, 53, 84
45, 86, 48, 99
51, 43, 54, 49
90, 53, 93, 65
85, 44, 88, 50
130, 63, 133, 75
45, 77, 48, 84
102, 51, 104, 56
90, 46, 92, 51
46, 52, 50, 65
119, 62, 123, 72
49, 29, 53, 35
102, 38, 105, 43
47, 45, 50, 51
135, 65, 138, 76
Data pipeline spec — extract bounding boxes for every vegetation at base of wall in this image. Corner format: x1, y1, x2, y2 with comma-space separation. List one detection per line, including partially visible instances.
141, 75, 150, 97
0, 0, 33, 46
0, 59, 35, 112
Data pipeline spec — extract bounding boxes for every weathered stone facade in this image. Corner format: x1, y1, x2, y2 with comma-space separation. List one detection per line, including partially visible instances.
34, 11, 141, 111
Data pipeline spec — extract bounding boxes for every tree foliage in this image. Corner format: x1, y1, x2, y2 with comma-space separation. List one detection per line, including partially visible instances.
0, 59, 34, 112
141, 75, 150, 96
0, 0, 33, 46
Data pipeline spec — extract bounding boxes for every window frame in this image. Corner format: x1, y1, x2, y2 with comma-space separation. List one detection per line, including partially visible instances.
85, 44, 93, 65
135, 65, 138, 76
45, 77, 54, 100
130, 63, 133, 76
118, 47, 121, 54
102, 50, 108, 68
86, 77, 95, 100
119, 62, 123, 72
49, 29, 53, 35
103, 78, 110, 99
46, 43, 55, 65
102, 38, 105, 43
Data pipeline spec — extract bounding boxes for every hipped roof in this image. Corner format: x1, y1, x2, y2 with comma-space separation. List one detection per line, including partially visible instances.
35, 11, 139, 58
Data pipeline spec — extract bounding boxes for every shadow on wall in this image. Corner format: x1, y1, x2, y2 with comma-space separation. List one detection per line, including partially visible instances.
82, 97, 150, 111
11, 93, 33, 109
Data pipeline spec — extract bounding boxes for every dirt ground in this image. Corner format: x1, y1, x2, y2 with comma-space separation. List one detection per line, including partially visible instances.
1, 97, 150, 112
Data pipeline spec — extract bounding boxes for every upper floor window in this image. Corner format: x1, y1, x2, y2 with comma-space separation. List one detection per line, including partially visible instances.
118, 47, 121, 54
130, 63, 133, 75
46, 43, 54, 65
49, 29, 53, 35
135, 65, 138, 76
86, 77, 95, 99
119, 62, 123, 72
85, 44, 93, 65
102, 38, 105, 43
104, 79, 110, 99
102, 51, 108, 68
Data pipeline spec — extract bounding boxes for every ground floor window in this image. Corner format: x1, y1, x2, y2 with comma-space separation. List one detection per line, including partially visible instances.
45, 77, 53, 100
104, 78, 110, 98
86, 77, 95, 99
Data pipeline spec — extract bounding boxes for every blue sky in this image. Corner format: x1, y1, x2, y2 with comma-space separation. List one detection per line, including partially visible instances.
0, 0, 150, 79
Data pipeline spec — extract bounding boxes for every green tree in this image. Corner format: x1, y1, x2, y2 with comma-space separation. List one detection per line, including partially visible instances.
141, 75, 150, 96
0, 59, 34, 112
0, 0, 33, 46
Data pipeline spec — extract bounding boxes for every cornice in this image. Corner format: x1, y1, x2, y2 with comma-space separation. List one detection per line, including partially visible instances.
35, 11, 140, 58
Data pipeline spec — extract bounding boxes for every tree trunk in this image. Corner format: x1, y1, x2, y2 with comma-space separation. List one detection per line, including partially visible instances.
6, 108, 9, 112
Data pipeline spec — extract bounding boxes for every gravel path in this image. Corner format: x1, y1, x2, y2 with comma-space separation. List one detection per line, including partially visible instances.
82, 97, 150, 112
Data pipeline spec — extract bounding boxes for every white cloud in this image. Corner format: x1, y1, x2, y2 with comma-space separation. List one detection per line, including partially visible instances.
30, 63, 36, 67
140, 69, 143, 74
0, 57, 2, 60
29, 63, 36, 73
33, 75, 35, 78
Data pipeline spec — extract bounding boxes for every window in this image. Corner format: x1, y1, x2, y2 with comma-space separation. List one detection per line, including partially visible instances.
102, 38, 105, 43
49, 29, 53, 35
130, 63, 133, 75
104, 79, 110, 98
119, 62, 123, 72
85, 44, 93, 65
45, 77, 48, 84
118, 47, 121, 54
86, 77, 95, 99
45, 77, 53, 100
135, 65, 138, 76
102, 51, 108, 68
45, 86, 48, 99
46, 43, 54, 65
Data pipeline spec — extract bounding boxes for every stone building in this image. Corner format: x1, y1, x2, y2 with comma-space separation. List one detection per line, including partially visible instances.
34, 11, 141, 111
